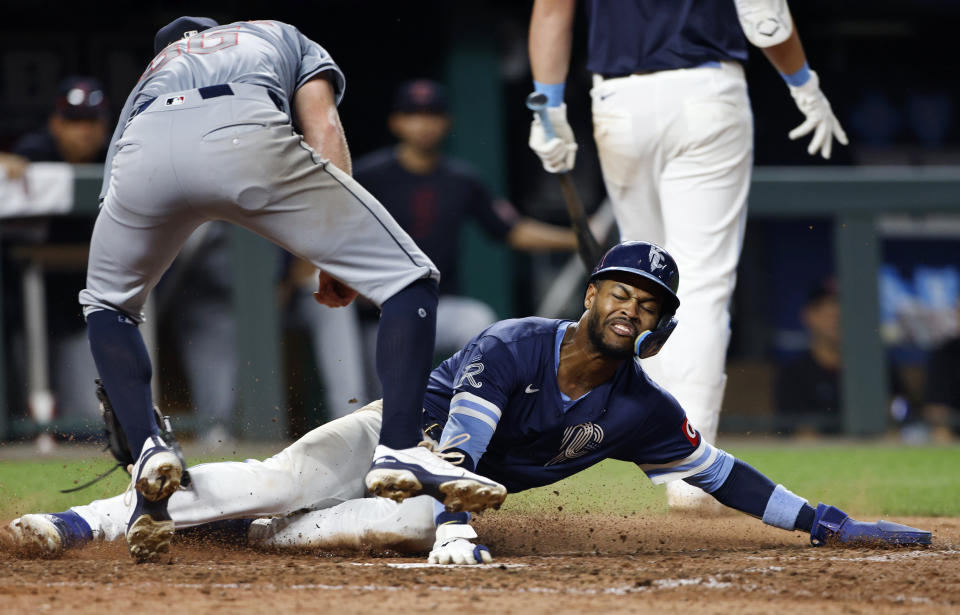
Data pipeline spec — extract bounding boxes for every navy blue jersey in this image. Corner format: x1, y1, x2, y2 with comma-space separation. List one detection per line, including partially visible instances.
354, 148, 518, 295
584, 0, 748, 75
422, 317, 733, 493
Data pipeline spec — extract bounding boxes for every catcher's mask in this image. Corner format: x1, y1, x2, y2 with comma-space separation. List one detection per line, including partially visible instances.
589, 241, 680, 359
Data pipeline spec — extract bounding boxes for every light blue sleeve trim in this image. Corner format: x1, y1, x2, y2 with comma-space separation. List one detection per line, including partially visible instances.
533, 80, 565, 107
780, 62, 811, 87
440, 412, 495, 468
762, 484, 808, 530
681, 449, 735, 493
450, 399, 502, 425
643, 443, 714, 477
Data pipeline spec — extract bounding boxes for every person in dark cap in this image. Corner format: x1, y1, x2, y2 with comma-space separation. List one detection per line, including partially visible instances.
12, 76, 110, 164
353, 79, 579, 375
774, 278, 910, 435
0, 76, 112, 431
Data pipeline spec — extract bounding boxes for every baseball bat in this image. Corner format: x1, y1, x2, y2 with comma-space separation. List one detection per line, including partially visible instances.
526, 92, 603, 271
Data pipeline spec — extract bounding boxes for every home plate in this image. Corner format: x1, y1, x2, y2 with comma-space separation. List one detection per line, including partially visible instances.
350, 562, 529, 569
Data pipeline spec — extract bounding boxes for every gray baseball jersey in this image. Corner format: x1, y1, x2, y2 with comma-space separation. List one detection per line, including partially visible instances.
100, 20, 345, 201
82, 19, 438, 322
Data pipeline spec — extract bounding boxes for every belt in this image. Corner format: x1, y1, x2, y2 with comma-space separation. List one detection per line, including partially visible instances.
600, 70, 656, 80
129, 83, 284, 119
600, 61, 724, 80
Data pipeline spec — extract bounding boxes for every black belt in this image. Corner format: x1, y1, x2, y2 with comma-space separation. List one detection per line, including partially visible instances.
600, 70, 657, 80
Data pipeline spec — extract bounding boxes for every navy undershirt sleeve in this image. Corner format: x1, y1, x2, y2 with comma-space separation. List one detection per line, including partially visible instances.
704, 458, 777, 519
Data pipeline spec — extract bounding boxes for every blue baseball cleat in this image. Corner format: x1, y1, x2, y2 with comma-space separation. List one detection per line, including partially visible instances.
810, 503, 932, 547
365, 443, 507, 513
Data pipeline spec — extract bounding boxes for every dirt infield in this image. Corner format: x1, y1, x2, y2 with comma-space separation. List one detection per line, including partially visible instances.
2, 513, 957, 614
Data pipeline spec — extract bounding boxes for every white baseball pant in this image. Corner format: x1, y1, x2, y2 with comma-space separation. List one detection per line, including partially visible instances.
591, 62, 753, 507
68, 401, 435, 551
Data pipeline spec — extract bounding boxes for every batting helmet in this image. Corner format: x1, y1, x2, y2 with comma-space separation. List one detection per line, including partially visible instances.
589, 241, 680, 359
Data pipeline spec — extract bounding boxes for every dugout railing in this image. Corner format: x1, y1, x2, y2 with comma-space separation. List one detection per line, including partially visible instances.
1, 165, 959, 441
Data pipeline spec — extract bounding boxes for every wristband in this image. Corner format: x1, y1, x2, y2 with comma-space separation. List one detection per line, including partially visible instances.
762, 484, 808, 530
533, 80, 565, 107
780, 62, 811, 87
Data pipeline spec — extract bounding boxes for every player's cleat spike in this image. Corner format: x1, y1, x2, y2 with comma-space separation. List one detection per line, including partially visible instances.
810, 503, 932, 547
126, 435, 182, 562
126, 512, 175, 562
365, 444, 507, 513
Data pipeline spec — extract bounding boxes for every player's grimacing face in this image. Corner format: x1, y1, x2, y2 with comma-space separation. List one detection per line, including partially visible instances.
584, 275, 663, 359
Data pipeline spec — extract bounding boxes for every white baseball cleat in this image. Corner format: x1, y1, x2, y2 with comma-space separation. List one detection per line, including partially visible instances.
666, 480, 727, 514
6, 514, 67, 558
365, 444, 507, 513
125, 435, 183, 562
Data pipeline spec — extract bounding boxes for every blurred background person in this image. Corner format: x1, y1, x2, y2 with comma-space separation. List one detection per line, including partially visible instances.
923, 304, 960, 443
12, 77, 110, 165
1, 76, 239, 447
1, 76, 111, 427
774, 279, 844, 435
353, 79, 579, 396
775, 278, 912, 436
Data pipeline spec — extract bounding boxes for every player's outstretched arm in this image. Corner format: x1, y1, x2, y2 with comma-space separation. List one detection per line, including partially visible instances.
735, 1, 848, 159
294, 72, 352, 174
695, 457, 931, 547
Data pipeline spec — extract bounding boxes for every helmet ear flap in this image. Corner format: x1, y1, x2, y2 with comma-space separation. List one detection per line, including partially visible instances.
633, 317, 678, 359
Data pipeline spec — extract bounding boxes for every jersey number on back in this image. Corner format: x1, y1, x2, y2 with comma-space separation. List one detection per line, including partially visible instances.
140, 30, 240, 80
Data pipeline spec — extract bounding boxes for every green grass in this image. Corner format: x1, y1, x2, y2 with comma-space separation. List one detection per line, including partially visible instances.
1, 443, 958, 521
0, 454, 234, 521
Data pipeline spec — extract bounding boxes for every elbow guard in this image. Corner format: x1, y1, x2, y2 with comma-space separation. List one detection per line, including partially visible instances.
734, 0, 793, 48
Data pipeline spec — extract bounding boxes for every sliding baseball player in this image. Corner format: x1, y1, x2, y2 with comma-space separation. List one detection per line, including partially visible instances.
9, 243, 928, 563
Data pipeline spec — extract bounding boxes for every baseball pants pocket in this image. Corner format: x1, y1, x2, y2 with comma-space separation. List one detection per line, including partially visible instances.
201, 122, 267, 141
593, 111, 642, 188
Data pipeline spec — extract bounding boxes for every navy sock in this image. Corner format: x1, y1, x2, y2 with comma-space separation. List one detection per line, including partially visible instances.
86, 309, 158, 456
376, 278, 438, 449
51, 511, 93, 547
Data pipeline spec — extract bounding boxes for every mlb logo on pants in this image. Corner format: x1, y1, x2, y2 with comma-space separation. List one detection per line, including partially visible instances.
165, 96, 185, 106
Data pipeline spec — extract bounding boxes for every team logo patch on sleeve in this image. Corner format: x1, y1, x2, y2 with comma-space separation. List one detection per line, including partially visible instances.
681, 418, 700, 447
455, 361, 485, 389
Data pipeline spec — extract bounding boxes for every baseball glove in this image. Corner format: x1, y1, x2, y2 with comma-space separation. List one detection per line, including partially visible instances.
60, 380, 189, 493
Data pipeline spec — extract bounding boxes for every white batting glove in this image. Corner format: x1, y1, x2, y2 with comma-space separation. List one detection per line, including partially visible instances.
528, 104, 577, 173
787, 70, 849, 160
427, 523, 493, 565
